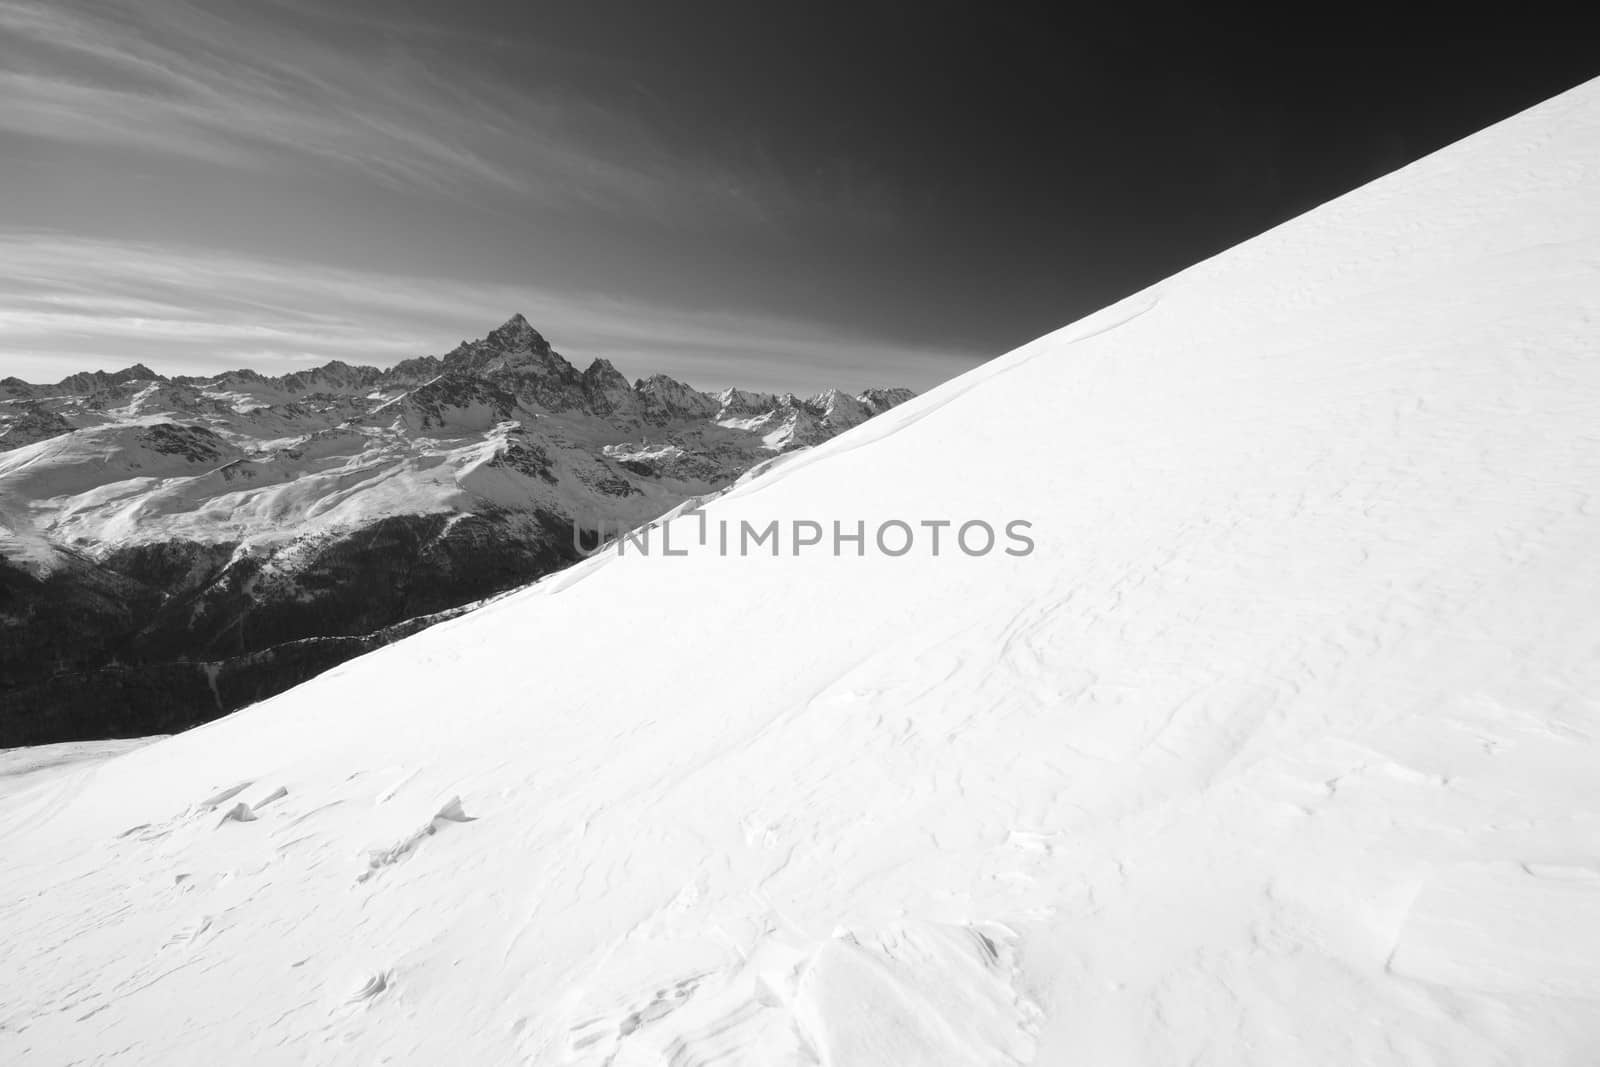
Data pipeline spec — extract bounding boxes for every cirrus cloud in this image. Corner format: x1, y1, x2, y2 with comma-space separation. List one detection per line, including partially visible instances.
0, 232, 980, 393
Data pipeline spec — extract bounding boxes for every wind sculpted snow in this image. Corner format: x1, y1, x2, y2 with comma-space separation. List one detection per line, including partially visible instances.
5, 79, 1600, 1064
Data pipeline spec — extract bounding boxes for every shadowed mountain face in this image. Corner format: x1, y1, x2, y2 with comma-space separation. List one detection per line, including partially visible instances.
0, 316, 914, 744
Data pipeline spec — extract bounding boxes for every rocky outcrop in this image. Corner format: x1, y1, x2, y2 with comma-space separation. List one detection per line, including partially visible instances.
0, 403, 72, 450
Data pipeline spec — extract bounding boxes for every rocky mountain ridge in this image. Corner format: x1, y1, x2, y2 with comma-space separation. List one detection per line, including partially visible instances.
0, 316, 914, 743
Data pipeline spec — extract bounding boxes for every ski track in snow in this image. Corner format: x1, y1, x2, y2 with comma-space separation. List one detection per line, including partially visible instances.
5, 80, 1600, 1065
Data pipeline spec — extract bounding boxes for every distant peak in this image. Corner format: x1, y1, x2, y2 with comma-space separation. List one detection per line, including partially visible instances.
469, 313, 552, 360
582, 357, 627, 382
488, 312, 541, 341
53, 363, 166, 387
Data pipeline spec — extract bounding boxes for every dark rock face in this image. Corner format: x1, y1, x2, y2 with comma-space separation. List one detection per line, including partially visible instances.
53, 364, 163, 395
490, 432, 559, 482
366, 373, 521, 431
637, 374, 720, 424
0, 513, 580, 746
859, 387, 918, 414
275, 360, 385, 396
580, 358, 637, 415
139, 423, 228, 462
575, 467, 642, 497
0, 404, 72, 449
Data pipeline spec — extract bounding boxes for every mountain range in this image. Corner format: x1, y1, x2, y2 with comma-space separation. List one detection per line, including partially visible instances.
0, 316, 913, 744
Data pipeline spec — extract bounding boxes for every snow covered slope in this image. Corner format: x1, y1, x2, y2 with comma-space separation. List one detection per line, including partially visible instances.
6, 79, 1600, 1064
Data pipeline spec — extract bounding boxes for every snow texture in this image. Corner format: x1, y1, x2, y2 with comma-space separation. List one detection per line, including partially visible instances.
4, 78, 1600, 1065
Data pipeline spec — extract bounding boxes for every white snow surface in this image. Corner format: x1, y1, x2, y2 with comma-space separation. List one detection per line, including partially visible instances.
0, 738, 164, 802
6, 80, 1600, 1064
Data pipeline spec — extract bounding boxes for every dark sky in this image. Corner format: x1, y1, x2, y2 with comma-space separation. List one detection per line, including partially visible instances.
3, 2, 1596, 391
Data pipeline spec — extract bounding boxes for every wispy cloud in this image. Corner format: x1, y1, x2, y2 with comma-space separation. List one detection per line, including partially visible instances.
0, 233, 979, 392
0, 2, 965, 393
0, 0, 737, 210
